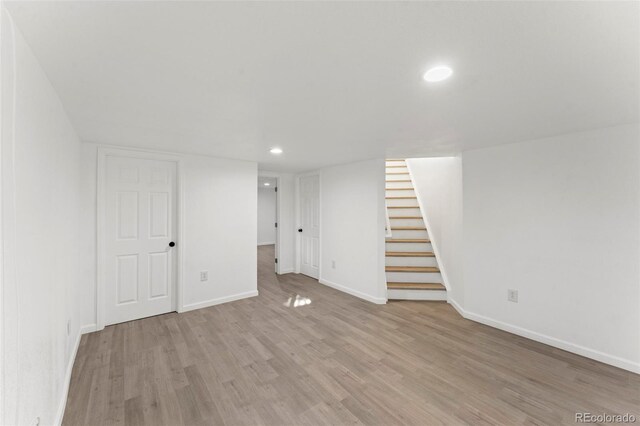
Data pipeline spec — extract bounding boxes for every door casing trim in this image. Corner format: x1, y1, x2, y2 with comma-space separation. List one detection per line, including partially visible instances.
96, 146, 184, 330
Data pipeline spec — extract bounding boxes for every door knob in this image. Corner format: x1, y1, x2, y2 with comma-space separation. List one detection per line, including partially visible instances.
169, 241, 176, 247
298, 229, 303, 232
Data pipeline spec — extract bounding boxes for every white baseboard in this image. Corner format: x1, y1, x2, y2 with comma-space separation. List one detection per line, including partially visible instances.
80, 323, 97, 334
54, 330, 82, 426
319, 278, 387, 304
278, 268, 294, 274
181, 290, 259, 312
257, 241, 275, 246
447, 298, 640, 374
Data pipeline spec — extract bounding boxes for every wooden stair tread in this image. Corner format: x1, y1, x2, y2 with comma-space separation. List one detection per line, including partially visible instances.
387, 206, 420, 209
385, 187, 414, 190
385, 266, 440, 272
386, 196, 417, 199
386, 238, 430, 243
390, 226, 426, 230
387, 282, 446, 290
386, 165, 408, 168
386, 251, 435, 257
389, 216, 422, 219
386, 180, 411, 183
386, 159, 406, 162
386, 172, 410, 175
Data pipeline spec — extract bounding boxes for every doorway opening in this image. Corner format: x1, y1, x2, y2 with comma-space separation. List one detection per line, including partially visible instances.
297, 174, 320, 279
258, 175, 279, 272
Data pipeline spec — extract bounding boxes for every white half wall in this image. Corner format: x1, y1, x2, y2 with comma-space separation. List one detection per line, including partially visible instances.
80, 144, 258, 325
406, 156, 464, 303
1, 9, 83, 425
462, 123, 640, 372
318, 159, 387, 304
257, 187, 277, 245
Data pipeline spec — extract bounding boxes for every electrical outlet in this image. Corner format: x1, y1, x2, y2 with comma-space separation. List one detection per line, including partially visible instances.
331, 260, 336, 269
200, 271, 208, 281
508, 289, 518, 303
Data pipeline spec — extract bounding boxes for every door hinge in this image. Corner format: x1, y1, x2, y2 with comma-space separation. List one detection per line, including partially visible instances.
275, 258, 278, 264
275, 222, 278, 228
275, 187, 278, 192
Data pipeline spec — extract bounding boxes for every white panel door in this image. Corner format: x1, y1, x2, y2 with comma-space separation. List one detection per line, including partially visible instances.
105, 156, 177, 325
300, 175, 319, 279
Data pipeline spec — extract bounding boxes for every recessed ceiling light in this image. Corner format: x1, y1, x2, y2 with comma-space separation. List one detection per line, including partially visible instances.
264, 182, 270, 186
423, 66, 453, 82
270, 147, 283, 154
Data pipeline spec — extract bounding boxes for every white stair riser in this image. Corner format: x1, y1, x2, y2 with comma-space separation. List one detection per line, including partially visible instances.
389, 218, 424, 228
385, 271, 442, 283
386, 181, 413, 189
386, 174, 411, 182
390, 229, 429, 239
385, 167, 408, 174
386, 198, 418, 207
386, 189, 416, 197
386, 207, 421, 217
385, 242, 432, 251
385, 256, 438, 267
387, 289, 447, 301
385, 160, 406, 167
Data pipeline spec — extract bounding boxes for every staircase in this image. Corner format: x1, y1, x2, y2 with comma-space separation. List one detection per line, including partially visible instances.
385, 159, 447, 301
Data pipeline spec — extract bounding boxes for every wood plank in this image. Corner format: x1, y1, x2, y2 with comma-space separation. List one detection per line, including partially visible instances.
62, 244, 640, 426
389, 216, 422, 219
385, 266, 440, 272
386, 238, 430, 243
387, 282, 446, 290
385, 196, 417, 199
390, 226, 426, 230
386, 252, 435, 257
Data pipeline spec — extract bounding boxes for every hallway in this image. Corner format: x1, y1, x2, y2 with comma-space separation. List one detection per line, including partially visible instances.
63, 245, 640, 425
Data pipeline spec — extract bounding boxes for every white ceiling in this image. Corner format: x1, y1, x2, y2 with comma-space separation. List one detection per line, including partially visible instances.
5, 1, 639, 172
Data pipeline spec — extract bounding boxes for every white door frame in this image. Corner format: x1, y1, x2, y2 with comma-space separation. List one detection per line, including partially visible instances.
258, 172, 281, 274
295, 171, 321, 277
96, 146, 184, 331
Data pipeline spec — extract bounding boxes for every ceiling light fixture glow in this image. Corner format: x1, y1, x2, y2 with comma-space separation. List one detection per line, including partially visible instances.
423, 66, 453, 82
269, 147, 283, 154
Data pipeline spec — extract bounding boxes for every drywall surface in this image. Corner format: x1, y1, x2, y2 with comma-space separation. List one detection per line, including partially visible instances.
406, 157, 463, 303
462, 123, 640, 371
79, 144, 258, 323
318, 159, 387, 303
258, 187, 277, 245
1, 9, 83, 424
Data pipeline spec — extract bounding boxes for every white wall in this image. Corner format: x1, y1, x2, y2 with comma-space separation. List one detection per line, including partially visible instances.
79, 144, 258, 325
1, 9, 83, 425
257, 187, 277, 245
462, 124, 640, 372
406, 157, 464, 303
318, 159, 387, 304
258, 171, 296, 274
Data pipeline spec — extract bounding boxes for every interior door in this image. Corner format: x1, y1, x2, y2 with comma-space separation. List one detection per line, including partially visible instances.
105, 156, 177, 325
299, 175, 319, 279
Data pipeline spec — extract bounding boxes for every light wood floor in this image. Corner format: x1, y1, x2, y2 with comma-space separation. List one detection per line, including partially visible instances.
64, 245, 640, 425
